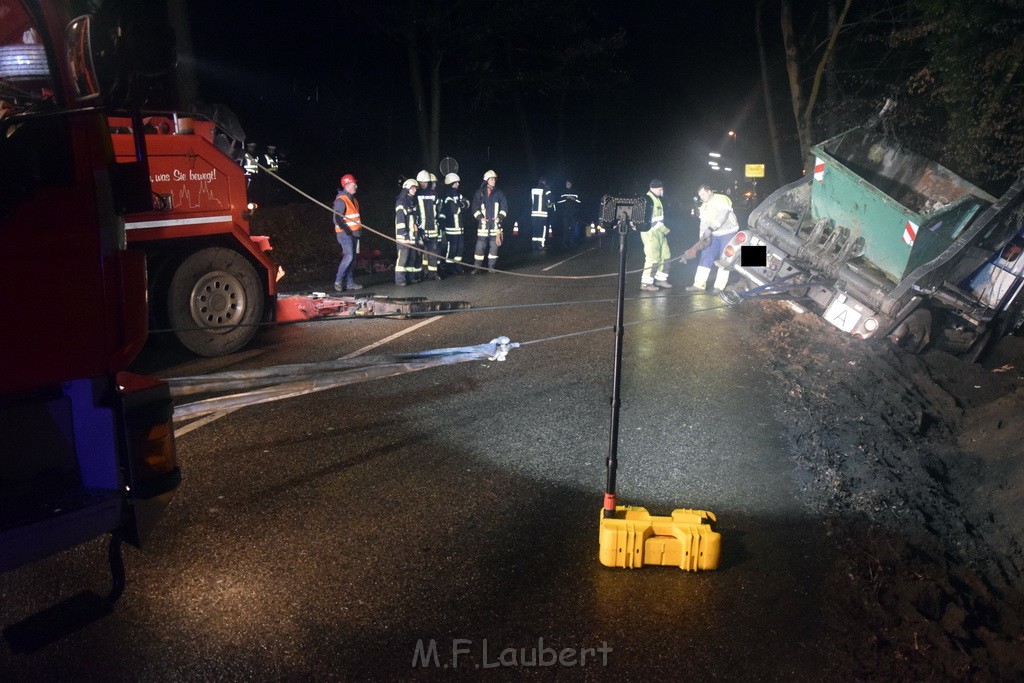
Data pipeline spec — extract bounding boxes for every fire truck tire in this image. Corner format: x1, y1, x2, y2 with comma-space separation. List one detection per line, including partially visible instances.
167, 248, 264, 356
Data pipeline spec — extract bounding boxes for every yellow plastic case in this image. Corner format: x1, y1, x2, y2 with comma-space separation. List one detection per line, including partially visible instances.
599, 506, 721, 571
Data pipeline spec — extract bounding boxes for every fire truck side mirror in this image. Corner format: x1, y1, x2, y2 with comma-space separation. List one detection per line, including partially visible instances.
66, 16, 101, 101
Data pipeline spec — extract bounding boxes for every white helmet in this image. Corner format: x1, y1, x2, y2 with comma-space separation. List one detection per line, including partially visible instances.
444, 173, 460, 185
416, 170, 431, 183
402, 178, 417, 189
429, 173, 438, 182
483, 170, 497, 181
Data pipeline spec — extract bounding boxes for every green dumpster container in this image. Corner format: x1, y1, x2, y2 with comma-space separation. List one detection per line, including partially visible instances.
810, 128, 995, 283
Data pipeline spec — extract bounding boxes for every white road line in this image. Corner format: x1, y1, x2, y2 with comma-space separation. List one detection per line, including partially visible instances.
542, 247, 596, 271
339, 315, 439, 359
173, 315, 441, 438
174, 408, 240, 438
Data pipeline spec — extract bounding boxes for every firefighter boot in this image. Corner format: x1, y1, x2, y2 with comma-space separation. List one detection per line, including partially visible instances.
713, 268, 730, 291
687, 266, 711, 292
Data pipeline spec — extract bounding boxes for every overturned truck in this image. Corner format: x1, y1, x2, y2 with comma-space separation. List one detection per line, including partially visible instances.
721, 125, 1024, 360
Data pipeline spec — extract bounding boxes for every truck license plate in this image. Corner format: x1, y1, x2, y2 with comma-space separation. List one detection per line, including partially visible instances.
824, 297, 862, 333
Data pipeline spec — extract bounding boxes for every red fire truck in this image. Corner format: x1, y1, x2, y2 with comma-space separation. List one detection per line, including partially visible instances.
1, 0, 179, 585
109, 112, 282, 357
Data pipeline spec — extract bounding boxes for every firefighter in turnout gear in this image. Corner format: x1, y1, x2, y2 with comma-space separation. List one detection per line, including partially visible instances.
416, 170, 442, 280
241, 142, 259, 187
471, 170, 508, 273
530, 177, 553, 250
263, 145, 280, 173
333, 173, 364, 291
394, 179, 419, 286
640, 178, 673, 292
556, 179, 582, 249
689, 184, 739, 292
439, 173, 468, 274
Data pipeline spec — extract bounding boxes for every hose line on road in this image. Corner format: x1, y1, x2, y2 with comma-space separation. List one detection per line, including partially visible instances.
169, 296, 732, 422
172, 337, 519, 421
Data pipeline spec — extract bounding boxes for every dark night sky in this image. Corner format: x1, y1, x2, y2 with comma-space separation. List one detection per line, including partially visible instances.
179, 1, 794, 212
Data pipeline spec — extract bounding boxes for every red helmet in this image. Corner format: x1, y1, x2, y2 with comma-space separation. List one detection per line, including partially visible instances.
340, 173, 357, 187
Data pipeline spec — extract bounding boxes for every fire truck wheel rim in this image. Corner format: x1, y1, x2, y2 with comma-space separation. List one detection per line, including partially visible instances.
188, 270, 248, 329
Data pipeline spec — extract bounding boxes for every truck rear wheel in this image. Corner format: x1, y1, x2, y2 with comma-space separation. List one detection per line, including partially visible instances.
167, 247, 264, 357
888, 308, 931, 354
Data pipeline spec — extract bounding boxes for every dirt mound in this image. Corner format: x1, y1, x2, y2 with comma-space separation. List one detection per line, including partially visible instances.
747, 301, 1024, 679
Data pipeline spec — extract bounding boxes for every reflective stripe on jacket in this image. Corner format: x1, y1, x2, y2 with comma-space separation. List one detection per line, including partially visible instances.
646, 190, 665, 229
530, 187, 551, 217
471, 186, 509, 236
334, 192, 361, 234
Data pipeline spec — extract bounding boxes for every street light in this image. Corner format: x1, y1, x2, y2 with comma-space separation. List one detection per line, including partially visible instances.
708, 152, 722, 158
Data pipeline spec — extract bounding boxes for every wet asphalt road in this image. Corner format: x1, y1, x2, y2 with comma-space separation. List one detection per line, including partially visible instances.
0, 235, 832, 679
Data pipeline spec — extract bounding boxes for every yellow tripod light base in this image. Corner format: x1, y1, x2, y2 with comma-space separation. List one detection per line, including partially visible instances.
599, 506, 721, 571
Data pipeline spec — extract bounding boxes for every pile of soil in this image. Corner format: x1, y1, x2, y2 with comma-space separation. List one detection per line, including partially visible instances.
748, 302, 1024, 679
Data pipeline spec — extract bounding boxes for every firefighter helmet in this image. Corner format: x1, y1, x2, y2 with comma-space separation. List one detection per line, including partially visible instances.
402, 178, 417, 189
416, 170, 431, 183
483, 170, 497, 181
340, 174, 357, 187
444, 173, 460, 185
429, 173, 438, 182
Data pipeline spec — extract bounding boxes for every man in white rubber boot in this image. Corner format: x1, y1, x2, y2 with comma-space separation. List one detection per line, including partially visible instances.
688, 184, 739, 292
640, 179, 673, 292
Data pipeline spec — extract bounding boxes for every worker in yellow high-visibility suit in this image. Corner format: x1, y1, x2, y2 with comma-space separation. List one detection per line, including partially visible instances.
689, 184, 739, 292
640, 179, 673, 292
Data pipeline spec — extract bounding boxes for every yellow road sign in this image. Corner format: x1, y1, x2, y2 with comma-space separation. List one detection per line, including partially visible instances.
745, 164, 765, 178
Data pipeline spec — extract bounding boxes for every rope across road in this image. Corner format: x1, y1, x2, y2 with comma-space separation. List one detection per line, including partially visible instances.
262, 166, 692, 280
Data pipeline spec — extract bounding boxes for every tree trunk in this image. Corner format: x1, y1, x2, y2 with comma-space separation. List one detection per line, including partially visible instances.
803, 0, 853, 143
429, 38, 442, 168
403, 0, 430, 166
780, 0, 814, 174
756, 0, 788, 183
503, 37, 537, 179
168, 0, 198, 107
781, 0, 853, 174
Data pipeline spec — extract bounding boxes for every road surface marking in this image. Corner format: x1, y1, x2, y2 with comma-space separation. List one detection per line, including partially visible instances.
542, 247, 595, 271
339, 315, 439, 359
174, 408, 240, 438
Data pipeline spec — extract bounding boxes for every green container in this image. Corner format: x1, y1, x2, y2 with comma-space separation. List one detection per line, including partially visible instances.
810, 129, 995, 283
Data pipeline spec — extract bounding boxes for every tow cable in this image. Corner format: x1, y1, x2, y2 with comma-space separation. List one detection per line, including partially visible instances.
718, 275, 816, 306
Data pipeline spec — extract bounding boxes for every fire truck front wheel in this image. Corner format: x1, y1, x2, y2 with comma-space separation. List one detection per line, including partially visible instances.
168, 248, 264, 356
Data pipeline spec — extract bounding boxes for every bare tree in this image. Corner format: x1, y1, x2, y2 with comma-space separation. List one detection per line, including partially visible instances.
781, 0, 854, 173
756, 0, 787, 182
